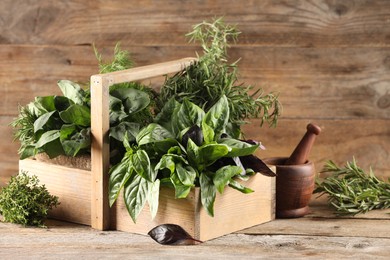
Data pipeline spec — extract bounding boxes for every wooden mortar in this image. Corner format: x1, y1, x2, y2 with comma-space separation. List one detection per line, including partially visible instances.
263, 123, 321, 218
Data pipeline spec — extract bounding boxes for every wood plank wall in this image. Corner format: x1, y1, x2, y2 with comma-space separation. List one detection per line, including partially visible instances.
1, 0, 389, 185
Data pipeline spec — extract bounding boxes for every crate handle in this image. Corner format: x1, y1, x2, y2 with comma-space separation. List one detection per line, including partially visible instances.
89, 57, 197, 230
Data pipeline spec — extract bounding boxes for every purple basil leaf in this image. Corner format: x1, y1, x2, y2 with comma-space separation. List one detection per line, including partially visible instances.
148, 224, 203, 245
240, 155, 276, 177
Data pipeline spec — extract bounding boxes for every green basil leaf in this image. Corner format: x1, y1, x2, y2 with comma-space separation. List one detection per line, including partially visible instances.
123, 174, 149, 223
186, 139, 200, 169
155, 155, 176, 174
110, 122, 140, 142
172, 99, 205, 134
33, 111, 56, 133
203, 95, 229, 136
59, 104, 91, 127
136, 123, 174, 146
148, 179, 160, 220
228, 179, 254, 194
170, 171, 192, 199
19, 145, 37, 160
198, 143, 229, 168
61, 128, 91, 156
40, 136, 64, 159
35, 96, 56, 112
202, 120, 215, 144
219, 138, 259, 157
109, 158, 132, 207
176, 163, 196, 186
110, 88, 150, 114
54, 96, 74, 111
132, 150, 154, 182
35, 130, 60, 148
200, 173, 216, 217
154, 98, 181, 134
213, 166, 242, 194
57, 80, 85, 105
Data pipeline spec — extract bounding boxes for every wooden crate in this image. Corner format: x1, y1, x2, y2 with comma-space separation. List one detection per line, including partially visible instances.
19, 58, 276, 241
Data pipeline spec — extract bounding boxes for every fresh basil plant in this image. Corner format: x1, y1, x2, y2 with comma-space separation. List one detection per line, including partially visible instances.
109, 95, 267, 222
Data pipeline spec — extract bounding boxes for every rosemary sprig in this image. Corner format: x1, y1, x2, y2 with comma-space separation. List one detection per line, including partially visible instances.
314, 159, 390, 216
158, 17, 281, 137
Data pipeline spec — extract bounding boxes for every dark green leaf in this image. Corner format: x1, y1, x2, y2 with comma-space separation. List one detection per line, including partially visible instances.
136, 123, 174, 146
198, 143, 229, 168
176, 163, 196, 186
201, 120, 215, 144
154, 98, 181, 134
19, 145, 37, 160
59, 104, 91, 127
108, 158, 132, 207
110, 88, 150, 114
203, 95, 229, 135
35, 130, 60, 148
33, 111, 56, 133
213, 165, 242, 194
219, 138, 259, 157
54, 96, 74, 111
61, 128, 91, 156
35, 96, 56, 112
170, 171, 192, 199
132, 150, 154, 182
228, 179, 254, 194
110, 122, 140, 142
200, 173, 216, 217
172, 99, 205, 134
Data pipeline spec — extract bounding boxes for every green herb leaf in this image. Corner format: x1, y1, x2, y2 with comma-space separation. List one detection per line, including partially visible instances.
199, 173, 216, 217
59, 104, 91, 127
137, 123, 174, 146
213, 165, 242, 194
219, 138, 259, 157
110, 88, 150, 114
203, 95, 229, 136
228, 179, 254, 194
176, 162, 196, 186
148, 179, 160, 220
172, 99, 205, 135
110, 122, 140, 143
33, 111, 56, 133
132, 150, 154, 182
109, 158, 132, 207
57, 80, 85, 105
123, 174, 149, 223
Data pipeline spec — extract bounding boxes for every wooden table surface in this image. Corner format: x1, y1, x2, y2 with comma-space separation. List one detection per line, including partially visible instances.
1, 196, 389, 259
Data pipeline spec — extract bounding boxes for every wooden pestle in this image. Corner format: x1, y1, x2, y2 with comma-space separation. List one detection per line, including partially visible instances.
285, 123, 321, 165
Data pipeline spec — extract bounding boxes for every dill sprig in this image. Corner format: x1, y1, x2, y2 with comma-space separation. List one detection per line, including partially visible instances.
314, 159, 390, 216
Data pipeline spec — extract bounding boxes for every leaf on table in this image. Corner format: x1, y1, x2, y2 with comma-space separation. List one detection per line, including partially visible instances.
148, 224, 203, 245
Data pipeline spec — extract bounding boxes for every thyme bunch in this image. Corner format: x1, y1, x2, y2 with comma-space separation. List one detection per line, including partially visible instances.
0, 172, 59, 227
315, 159, 390, 216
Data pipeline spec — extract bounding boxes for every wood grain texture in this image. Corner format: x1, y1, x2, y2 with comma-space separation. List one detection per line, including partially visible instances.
0, 197, 389, 259
243, 118, 390, 180
1, 0, 390, 185
1, 0, 390, 47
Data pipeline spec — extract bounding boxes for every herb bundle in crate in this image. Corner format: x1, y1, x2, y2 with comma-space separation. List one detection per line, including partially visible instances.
15, 18, 281, 240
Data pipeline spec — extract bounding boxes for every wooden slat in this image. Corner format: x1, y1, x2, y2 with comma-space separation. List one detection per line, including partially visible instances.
1, 0, 390, 47
19, 159, 91, 225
